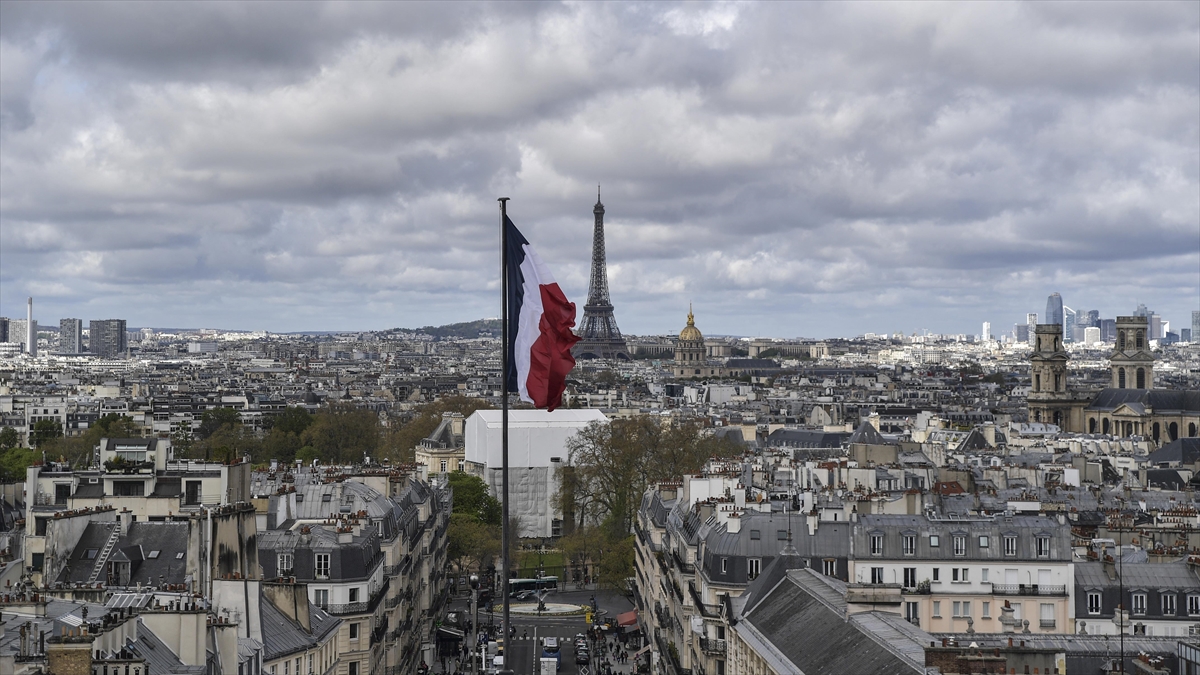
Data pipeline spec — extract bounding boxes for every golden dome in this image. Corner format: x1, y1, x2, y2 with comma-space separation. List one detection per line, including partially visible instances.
679, 305, 703, 342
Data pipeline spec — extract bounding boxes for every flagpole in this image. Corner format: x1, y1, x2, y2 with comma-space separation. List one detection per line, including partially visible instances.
498, 196, 514, 675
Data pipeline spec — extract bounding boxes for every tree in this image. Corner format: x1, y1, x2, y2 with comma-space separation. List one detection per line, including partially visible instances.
0, 445, 38, 482
296, 446, 320, 465
197, 407, 241, 440
30, 420, 62, 448
301, 404, 381, 464
272, 406, 313, 436
447, 471, 502, 525
562, 417, 741, 535
447, 513, 499, 574
381, 396, 492, 463
0, 427, 18, 451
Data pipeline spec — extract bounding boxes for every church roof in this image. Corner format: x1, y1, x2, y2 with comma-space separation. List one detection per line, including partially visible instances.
679, 307, 703, 342
1087, 388, 1200, 413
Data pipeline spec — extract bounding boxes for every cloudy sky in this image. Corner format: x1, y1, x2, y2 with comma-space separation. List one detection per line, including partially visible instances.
1, 1, 1197, 338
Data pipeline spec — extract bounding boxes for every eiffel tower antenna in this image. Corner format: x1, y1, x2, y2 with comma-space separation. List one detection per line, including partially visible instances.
573, 187, 629, 360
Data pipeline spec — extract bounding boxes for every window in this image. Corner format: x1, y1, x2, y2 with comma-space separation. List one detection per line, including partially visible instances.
902, 535, 915, 556
175, 552, 185, 559
777, 530, 787, 541
982, 601, 991, 618
748, 558, 761, 580
147, 550, 160, 559
978, 536, 989, 548
903, 567, 917, 588
905, 601, 919, 623
349, 622, 360, 640
1004, 536, 1017, 556
284, 661, 289, 675
953, 601, 970, 617
1188, 594, 1200, 616
981, 569, 989, 583
1132, 593, 1146, 616
822, 559, 836, 577
871, 567, 884, 584
932, 568, 940, 582
1040, 603, 1055, 628
315, 553, 330, 579
929, 535, 940, 548
1087, 592, 1102, 615
440, 460, 448, 473
308, 655, 313, 674
953, 535, 966, 556
349, 587, 359, 602
961, 568, 969, 582
1036, 537, 1050, 558
348, 663, 359, 675
1163, 594, 1177, 616
720, 558, 728, 574
314, 589, 328, 608
750, 530, 760, 540
952, 568, 959, 582
932, 601, 941, 617
870, 534, 883, 556
278, 553, 293, 574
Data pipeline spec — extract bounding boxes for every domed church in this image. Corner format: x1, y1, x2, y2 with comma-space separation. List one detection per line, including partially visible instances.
673, 306, 722, 378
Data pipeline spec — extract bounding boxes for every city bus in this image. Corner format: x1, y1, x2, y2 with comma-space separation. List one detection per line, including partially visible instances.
509, 577, 558, 596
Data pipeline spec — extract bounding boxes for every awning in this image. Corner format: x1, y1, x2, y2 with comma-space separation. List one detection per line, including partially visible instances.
617, 609, 639, 627
633, 645, 651, 658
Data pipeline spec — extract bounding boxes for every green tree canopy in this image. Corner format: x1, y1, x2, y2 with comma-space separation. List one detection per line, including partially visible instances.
561, 417, 741, 536
447, 471, 501, 526
0, 427, 18, 451
272, 406, 313, 435
30, 419, 63, 448
197, 407, 241, 440
301, 404, 381, 464
381, 395, 492, 463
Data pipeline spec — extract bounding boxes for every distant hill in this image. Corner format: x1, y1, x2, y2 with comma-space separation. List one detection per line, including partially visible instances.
410, 318, 502, 339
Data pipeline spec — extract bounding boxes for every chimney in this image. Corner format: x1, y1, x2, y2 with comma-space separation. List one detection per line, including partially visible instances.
119, 509, 133, 535
982, 423, 996, 446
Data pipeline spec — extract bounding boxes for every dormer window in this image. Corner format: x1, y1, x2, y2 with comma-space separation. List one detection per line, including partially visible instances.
870, 534, 884, 556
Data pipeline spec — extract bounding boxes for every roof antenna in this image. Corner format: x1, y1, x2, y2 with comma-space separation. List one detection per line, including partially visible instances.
781, 494, 799, 556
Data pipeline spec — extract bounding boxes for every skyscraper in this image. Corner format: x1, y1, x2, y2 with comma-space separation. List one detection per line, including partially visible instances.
981, 322, 991, 341
89, 319, 128, 358
1045, 293, 1063, 327
1100, 319, 1116, 342
26, 297, 36, 357
1014, 323, 1029, 343
59, 318, 83, 353
1026, 313, 1038, 345
0, 317, 8, 343
1063, 307, 1077, 343
572, 189, 629, 360
1192, 311, 1200, 342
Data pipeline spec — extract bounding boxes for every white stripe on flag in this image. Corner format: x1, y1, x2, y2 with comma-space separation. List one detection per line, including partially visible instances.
514, 243, 556, 404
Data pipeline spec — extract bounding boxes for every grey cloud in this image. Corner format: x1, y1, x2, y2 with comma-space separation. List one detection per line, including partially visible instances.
0, 1, 1196, 335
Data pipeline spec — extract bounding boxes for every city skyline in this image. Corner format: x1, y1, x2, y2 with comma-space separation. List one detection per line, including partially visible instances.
1, 2, 1197, 338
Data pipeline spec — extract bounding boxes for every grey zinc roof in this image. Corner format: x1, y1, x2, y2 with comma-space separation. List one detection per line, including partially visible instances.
129, 619, 207, 674
260, 591, 341, 661
848, 421, 888, 446
738, 568, 926, 675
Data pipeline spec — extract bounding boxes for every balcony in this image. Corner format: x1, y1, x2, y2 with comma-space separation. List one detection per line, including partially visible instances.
699, 637, 727, 655
990, 584, 1067, 597
1039, 619, 1056, 629
324, 578, 390, 615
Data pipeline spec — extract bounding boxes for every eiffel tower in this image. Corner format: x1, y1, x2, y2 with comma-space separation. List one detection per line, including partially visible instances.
572, 188, 630, 360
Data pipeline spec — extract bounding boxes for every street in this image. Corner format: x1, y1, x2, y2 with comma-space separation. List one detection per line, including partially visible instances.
437, 586, 643, 675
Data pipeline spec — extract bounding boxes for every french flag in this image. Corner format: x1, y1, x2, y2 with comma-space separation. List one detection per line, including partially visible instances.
504, 215, 580, 411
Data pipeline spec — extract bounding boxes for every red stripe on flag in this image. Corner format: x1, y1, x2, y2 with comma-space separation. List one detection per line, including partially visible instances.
526, 282, 580, 411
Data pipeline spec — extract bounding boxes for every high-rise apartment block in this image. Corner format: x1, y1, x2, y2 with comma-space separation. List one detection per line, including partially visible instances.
89, 319, 128, 358
981, 321, 991, 341
1192, 311, 1200, 341
59, 318, 83, 353
1026, 313, 1037, 344
0, 317, 8, 343
1083, 326, 1101, 346
1013, 323, 1029, 343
